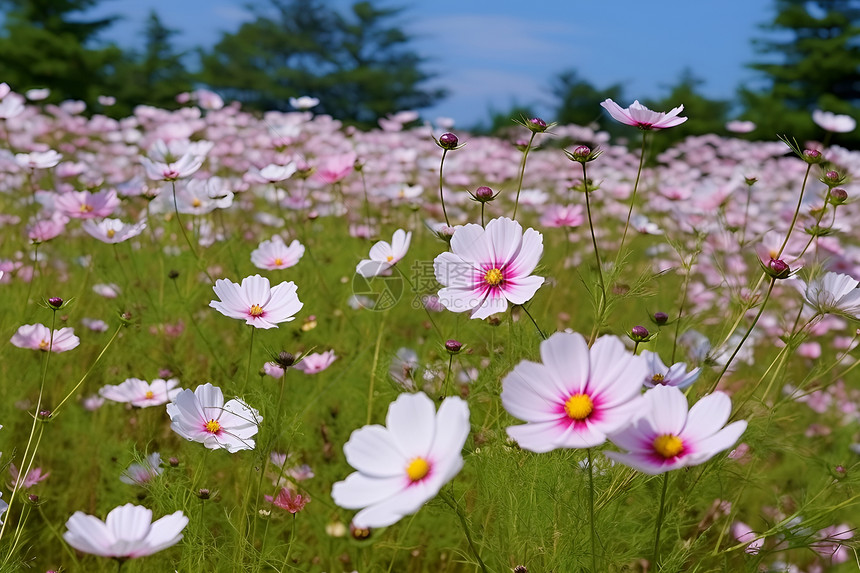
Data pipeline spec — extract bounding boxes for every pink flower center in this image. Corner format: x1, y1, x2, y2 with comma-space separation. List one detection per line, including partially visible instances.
249, 304, 264, 317
204, 419, 221, 434
484, 268, 504, 286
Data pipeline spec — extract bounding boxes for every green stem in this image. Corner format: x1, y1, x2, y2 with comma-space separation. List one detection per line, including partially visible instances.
242, 327, 256, 395
581, 162, 606, 345
708, 276, 777, 394
615, 133, 648, 267
439, 149, 451, 227
367, 311, 386, 425
280, 514, 296, 571
359, 170, 373, 236
394, 265, 443, 340
171, 180, 213, 283
776, 163, 812, 259
511, 132, 537, 220
587, 448, 597, 573
652, 472, 670, 569
53, 321, 124, 415
520, 304, 547, 340
441, 489, 489, 573
441, 354, 454, 399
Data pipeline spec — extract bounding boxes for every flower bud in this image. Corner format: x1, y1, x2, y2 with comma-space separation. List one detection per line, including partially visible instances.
438, 132, 459, 150
513, 139, 530, 152
830, 187, 848, 205
169, 457, 180, 467
833, 465, 847, 480
47, 297, 63, 309
653, 311, 669, 325
565, 145, 603, 164
764, 258, 791, 279
527, 117, 547, 132
197, 488, 211, 500
514, 567, 528, 573
445, 339, 462, 354
474, 186, 494, 201
275, 351, 296, 369
802, 148, 823, 164
630, 325, 650, 341
744, 176, 758, 186
168, 269, 180, 280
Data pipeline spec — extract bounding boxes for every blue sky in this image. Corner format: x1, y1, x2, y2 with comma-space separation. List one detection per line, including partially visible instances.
90, 0, 775, 124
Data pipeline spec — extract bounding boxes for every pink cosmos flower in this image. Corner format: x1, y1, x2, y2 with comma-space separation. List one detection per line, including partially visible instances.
356, 229, 411, 278
726, 120, 756, 133
262, 362, 285, 379
731, 521, 763, 555
314, 152, 356, 184
812, 110, 856, 133
63, 503, 188, 559
265, 488, 310, 514
11, 324, 80, 353
120, 453, 163, 485
82, 218, 147, 244
166, 383, 262, 453
0, 91, 25, 119
605, 385, 747, 474
812, 524, 854, 564
141, 140, 208, 181
210, 274, 303, 329
433, 217, 544, 320
14, 150, 63, 170
294, 350, 337, 374
501, 332, 647, 452
250, 236, 305, 270
639, 350, 701, 389
27, 214, 68, 243
600, 99, 687, 130
331, 392, 470, 528
54, 190, 120, 219
99, 378, 182, 408
540, 204, 584, 228
9, 464, 50, 489
246, 163, 297, 184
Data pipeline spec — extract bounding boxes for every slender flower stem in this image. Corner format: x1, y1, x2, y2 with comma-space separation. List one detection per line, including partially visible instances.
777, 163, 812, 259
520, 304, 547, 340
511, 132, 537, 220
480, 202, 485, 228
171, 180, 213, 283
615, 133, 648, 267
359, 170, 373, 236
442, 354, 454, 399
242, 327, 256, 395
367, 311, 387, 425
581, 162, 607, 345
652, 472, 670, 569
708, 276, 777, 394
670, 248, 699, 364
587, 448, 598, 573
441, 489, 489, 573
791, 193, 831, 265
53, 322, 124, 415
0, 309, 56, 547
740, 182, 753, 246
439, 149, 451, 227
280, 514, 296, 571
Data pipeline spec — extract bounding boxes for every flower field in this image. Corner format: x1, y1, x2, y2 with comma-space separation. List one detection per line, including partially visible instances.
0, 86, 859, 572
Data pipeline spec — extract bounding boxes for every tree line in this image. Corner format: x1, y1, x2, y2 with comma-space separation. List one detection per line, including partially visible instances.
0, 0, 857, 146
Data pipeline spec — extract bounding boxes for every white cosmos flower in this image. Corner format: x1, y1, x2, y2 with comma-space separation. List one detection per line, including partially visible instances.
331, 392, 470, 528
166, 383, 262, 453
799, 271, 860, 319
356, 229, 411, 278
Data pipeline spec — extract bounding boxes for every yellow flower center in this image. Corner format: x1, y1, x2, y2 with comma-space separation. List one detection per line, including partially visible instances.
204, 419, 221, 434
386, 255, 394, 262
38, 339, 49, 351
273, 258, 283, 266
651, 373, 665, 385
79, 204, 93, 213
653, 434, 684, 458
484, 268, 503, 286
106, 229, 116, 238
144, 391, 154, 399
249, 304, 264, 317
564, 393, 593, 420
192, 198, 202, 208
406, 457, 430, 482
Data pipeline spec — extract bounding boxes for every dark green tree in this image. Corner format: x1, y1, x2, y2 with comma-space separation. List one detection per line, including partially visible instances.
0, 0, 122, 103
552, 70, 624, 129
106, 11, 193, 115
741, 0, 860, 144
199, 0, 444, 126
646, 69, 732, 151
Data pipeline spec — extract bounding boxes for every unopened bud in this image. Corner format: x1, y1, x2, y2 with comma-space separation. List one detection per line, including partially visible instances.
445, 339, 463, 354
48, 297, 63, 309
830, 188, 848, 204
168, 269, 180, 279
630, 325, 650, 341
654, 312, 669, 325
27, 494, 39, 503
197, 488, 211, 500
765, 258, 791, 279
438, 132, 459, 150
474, 186, 495, 202
169, 457, 180, 467
528, 117, 547, 132
744, 176, 758, 186
803, 149, 823, 164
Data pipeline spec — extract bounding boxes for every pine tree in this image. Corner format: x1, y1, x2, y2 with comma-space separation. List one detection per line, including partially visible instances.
742, 0, 860, 144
